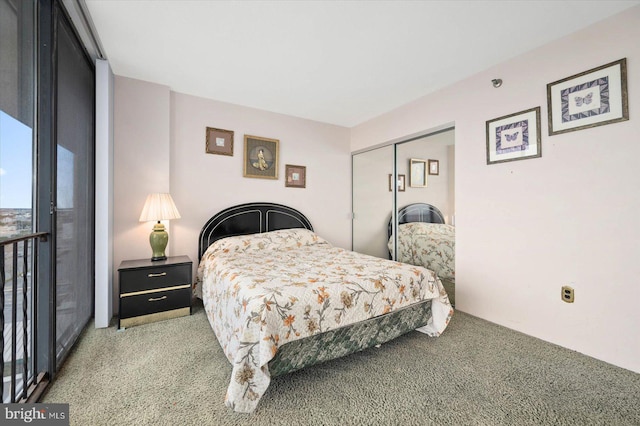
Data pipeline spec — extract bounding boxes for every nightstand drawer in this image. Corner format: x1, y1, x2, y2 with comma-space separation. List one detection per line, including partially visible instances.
118, 255, 193, 329
120, 286, 191, 320
120, 263, 191, 294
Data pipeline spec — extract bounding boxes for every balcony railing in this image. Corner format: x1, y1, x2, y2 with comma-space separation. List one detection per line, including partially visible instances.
0, 232, 47, 403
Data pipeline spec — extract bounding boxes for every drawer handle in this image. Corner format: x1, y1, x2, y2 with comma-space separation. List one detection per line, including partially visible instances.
148, 272, 167, 278
148, 295, 167, 302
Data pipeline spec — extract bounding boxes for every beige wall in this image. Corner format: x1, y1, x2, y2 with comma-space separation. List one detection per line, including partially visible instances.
113, 82, 351, 310
113, 77, 171, 309
351, 7, 640, 373
168, 91, 351, 270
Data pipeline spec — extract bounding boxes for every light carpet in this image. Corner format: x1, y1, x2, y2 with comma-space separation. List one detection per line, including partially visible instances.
43, 301, 640, 425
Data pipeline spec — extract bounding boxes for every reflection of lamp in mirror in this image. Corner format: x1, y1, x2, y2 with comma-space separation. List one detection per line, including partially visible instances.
139, 193, 181, 261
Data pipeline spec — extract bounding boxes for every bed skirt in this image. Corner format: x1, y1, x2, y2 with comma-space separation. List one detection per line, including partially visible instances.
441, 278, 455, 307
268, 299, 433, 377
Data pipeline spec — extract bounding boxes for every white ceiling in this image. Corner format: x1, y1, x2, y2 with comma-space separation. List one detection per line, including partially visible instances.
85, 0, 639, 127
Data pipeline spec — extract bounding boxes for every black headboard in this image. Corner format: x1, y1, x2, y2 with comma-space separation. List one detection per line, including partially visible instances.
198, 202, 313, 259
387, 203, 446, 239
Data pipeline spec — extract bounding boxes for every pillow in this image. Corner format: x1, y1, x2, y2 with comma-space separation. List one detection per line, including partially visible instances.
204, 228, 328, 257
399, 222, 454, 237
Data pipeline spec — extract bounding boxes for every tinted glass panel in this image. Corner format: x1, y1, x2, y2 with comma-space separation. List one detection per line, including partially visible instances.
0, 0, 35, 402
54, 6, 94, 365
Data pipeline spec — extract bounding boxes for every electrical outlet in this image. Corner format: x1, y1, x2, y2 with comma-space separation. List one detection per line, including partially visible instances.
561, 286, 574, 303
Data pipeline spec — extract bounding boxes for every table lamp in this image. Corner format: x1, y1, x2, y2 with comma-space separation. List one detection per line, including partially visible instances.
139, 193, 181, 261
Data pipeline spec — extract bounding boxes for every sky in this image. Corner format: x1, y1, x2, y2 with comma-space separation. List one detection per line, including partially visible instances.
0, 110, 76, 210
0, 110, 33, 209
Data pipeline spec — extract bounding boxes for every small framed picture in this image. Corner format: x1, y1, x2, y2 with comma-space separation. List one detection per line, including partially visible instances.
285, 164, 306, 188
547, 58, 628, 135
388, 174, 406, 192
205, 127, 234, 156
244, 135, 279, 179
409, 159, 427, 187
486, 107, 541, 165
428, 160, 439, 175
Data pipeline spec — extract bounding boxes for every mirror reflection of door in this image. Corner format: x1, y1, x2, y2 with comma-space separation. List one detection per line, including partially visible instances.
352, 129, 455, 305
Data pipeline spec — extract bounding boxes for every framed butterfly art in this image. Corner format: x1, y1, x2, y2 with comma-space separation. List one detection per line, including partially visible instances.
486, 107, 541, 165
547, 58, 628, 135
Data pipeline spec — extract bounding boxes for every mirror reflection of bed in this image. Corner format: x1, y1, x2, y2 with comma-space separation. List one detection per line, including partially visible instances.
388, 203, 455, 306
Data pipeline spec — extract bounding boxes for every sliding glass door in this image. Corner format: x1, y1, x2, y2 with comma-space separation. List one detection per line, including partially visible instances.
1, 0, 95, 401
53, 2, 95, 366
0, 0, 37, 402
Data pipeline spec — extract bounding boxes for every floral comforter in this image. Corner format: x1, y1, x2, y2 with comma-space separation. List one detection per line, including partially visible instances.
197, 228, 453, 413
390, 222, 455, 282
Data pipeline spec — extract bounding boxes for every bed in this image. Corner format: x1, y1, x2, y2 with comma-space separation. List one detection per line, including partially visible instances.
196, 202, 453, 413
387, 203, 455, 305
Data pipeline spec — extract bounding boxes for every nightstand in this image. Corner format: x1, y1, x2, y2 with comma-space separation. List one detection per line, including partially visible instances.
118, 255, 192, 329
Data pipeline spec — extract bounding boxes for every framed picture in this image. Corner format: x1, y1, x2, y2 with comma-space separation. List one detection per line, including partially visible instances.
243, 135, 279, 179
428, 160, 439, 175
409, 159, 427, 187
547, 58, 628, 135
388, 174, 406, 192
285, 164, 306, 188
205, 127, 234, 156
486, 107, 541, 165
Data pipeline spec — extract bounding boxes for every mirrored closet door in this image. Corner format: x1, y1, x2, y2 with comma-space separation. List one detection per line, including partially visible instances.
352, 144, 395, 259
352, 129, 455, 304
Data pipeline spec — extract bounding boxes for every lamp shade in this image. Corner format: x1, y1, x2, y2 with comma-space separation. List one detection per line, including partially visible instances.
139, 193, 181, 222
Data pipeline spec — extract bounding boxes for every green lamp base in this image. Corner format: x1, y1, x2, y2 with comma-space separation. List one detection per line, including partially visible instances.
149, 221, 169, 261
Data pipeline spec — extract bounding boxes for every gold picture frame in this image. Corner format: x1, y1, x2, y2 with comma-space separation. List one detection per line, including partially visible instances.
205, 127, 234, 156
409, 159, 427, 187
285, 164, 306, 188
243, 135, 279, 179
